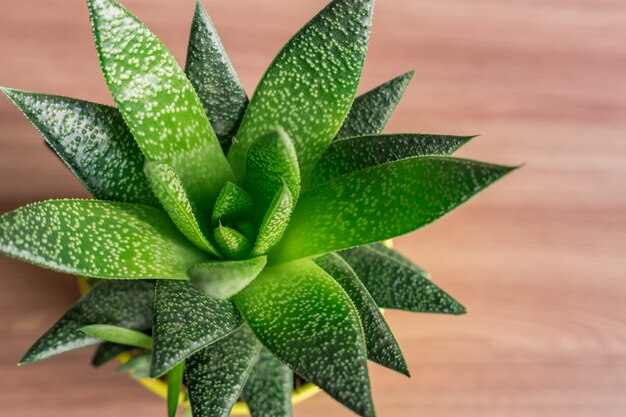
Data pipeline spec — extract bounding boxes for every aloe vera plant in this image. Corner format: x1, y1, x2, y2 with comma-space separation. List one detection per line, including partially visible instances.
0, 0, 515, 416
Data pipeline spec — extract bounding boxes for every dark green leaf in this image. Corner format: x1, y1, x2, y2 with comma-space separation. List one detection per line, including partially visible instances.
88, 0, 234, 220
0, 88, 158, 206
242, 128, 300, 213
92, 342, 129, 367
314, 253, 409, 376
334, 71, 414, 140
80, 324, 153, 349
144, 162, 220, 256
228, 0, 375, 182
0, 200, 208, 279
243, 348, 293, 417
251, 183, 294, 257
340, 245, 466, 314
189, 256, 267, 299
185, 327, 261, 417
116, 352, 151, 379
168, 361, 185, 417
20, 281, 154, 364
151, 280, 243, 377
310, 133, 473, 186
274, 157, 514, 262
213, 224, 251, 260
234, 260, 374, 417
212, 182, 253, 224
185, 1, 248, 152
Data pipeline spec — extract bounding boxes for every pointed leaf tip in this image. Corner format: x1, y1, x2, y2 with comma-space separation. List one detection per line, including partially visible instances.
0, 87, 158, 206
315, 253, 410, 377
185, 0, 248, 152
0, 200, 208, 279
334, 70, 415, 141
234, 260, 375, 417
274, 157, 514, 262
228, 0, 375, 183
340, 244, 467, 315
88, 0, 233, 218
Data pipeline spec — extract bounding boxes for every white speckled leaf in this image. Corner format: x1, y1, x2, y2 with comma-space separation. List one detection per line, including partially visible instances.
0, 88, 158, 206
144, 162, 219, 256
314, 253, 409, 376
189, 256, 267, 299
242, 128, 300, 213
228, 0, 375, 183
213, 224, 251, 259
234, 260, 375, 417
310, 133, 473, 187
0, 200, 208, 279
80, 324, 153, 349
243, 347, 293, 417
339, 244, 466, 314
251, 183, 294, 257
273, 157, 514, 262
151, 280, 243, 377
185, 326, 261, 417
334, 71, 414, 140
20, 280, 154, 364
185, 1, 248, 152
88, 0, 234, 220
212, 182, 253, 224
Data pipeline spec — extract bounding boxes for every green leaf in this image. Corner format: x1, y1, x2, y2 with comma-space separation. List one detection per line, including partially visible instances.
334, 71, 414, 140
234, 260, 374, 417
185, 327, 261, 417
310, 133, 473, 187
314, 253, 409, 376
80, 324, 153, 350
20, 281, 154, 364
92, 342, 129, 367
88, 0, 234, 220
242, 128, 300, 213
185, 1, 248, 152
0, 88, 159, 206
273, 157, 514, 262
243, 348, 293, 417
151, 280, 243, 377
0, 200, 208, 279
116, 352, 151, 379
211, 182, 253, 224
189, 256, 267, 299
168, 361, 185, 417
144, 162, 219, 256
340, 244, 466, 314
251, 183, 294, 257
213, 224, 251, 259
228, 0, 375, 182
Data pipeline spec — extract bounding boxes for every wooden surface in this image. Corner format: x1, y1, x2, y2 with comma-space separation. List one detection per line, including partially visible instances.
1, 0, 625, 416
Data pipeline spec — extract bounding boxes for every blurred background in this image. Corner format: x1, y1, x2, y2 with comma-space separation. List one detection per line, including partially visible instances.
1, 0, 625, 416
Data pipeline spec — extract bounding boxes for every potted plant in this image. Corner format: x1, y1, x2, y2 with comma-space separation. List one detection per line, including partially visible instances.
0, 0, 514, 416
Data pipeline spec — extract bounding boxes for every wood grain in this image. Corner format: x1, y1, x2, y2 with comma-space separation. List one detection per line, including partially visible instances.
1, 0, 625, 416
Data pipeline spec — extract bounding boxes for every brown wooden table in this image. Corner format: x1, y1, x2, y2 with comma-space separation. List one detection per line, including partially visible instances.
1, 0, 625, 416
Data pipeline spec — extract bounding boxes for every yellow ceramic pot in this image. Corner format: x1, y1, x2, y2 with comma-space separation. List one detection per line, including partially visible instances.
78, 240, 392, 414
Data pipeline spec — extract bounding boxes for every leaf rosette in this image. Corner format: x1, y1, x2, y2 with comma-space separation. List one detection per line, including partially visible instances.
0, 0, 515, 416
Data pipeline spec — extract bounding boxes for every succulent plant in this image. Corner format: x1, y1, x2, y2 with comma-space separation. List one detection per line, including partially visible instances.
0, 0, 514, 416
